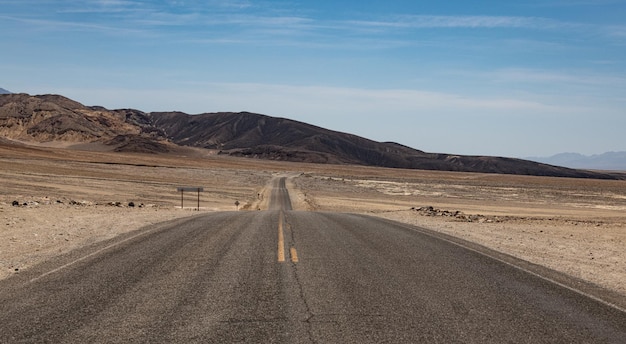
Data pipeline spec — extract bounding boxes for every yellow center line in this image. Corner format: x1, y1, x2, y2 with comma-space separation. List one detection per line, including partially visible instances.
277, 211, 285, 262
290, 247, 299, 263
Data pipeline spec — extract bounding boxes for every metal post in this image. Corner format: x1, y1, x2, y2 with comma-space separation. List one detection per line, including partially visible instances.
177, 187, 203, 211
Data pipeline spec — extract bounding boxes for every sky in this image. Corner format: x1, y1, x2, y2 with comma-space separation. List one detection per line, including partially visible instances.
2, 0, 626, 157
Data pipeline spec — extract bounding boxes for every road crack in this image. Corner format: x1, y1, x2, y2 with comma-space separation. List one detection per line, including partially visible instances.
284, 216, 317, 344
291, 258, 317, 344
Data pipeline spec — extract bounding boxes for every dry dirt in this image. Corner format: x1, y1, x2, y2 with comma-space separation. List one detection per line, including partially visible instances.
1, 144, 625, 301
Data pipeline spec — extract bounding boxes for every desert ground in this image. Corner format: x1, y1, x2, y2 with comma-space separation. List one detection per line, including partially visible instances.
1, 143, 625, 301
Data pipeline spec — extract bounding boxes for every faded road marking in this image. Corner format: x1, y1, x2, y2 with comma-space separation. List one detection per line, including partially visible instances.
290, 247, 299, 263
278, 211, 285, 262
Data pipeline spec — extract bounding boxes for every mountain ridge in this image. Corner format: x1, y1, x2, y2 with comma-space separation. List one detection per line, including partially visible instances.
527, 152, 626, 171
1, 93, 623, 180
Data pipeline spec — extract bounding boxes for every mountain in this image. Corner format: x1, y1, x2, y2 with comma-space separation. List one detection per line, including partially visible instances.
0, 93, 623, 180
0, 93, 169, 152
528, 152, 626, 171
147, 111, 621, 179
148, 111, 429, 165
0, 88, 11, 94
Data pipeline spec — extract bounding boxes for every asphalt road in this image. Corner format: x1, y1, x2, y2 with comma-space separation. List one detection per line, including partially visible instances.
1, 177, 625, 343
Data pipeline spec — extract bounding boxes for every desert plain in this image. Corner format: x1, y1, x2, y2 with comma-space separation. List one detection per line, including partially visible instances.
1, 143, 625, 305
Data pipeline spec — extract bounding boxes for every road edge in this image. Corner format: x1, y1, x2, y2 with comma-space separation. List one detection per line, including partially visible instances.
365, 214, 626, 313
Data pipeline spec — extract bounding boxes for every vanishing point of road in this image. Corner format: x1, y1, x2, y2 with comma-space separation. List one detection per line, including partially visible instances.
1, 176, 625, 343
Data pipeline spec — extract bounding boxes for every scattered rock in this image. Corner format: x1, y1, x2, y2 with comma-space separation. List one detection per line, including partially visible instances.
412, 206, 503, 223
412, 206, 464, 218
69, 200, 90, 206
12, 201, 19, 207
128, 202, 135, 207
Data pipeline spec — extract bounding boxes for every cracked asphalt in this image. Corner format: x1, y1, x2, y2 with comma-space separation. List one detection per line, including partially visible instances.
0, 177, 624, 343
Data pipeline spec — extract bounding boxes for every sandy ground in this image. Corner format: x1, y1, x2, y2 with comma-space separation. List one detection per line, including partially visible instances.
1, 146, 625, 301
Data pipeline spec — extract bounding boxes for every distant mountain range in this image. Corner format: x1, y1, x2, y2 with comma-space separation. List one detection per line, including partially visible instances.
527, 152, 626, 171
1, 92, 623, 180
0, 88, 11, 94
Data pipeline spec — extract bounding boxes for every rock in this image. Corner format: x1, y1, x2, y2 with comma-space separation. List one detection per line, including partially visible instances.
69, 200, 88, 206
413, 205, 502, 223
12, 200, 19, 207
128, 202, 135, 207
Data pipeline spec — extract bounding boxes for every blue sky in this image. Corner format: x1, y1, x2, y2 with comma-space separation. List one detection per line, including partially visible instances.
2, 0, 625, 157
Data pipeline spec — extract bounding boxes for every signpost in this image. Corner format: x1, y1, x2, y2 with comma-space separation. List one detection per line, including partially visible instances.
176, 187, 204, 211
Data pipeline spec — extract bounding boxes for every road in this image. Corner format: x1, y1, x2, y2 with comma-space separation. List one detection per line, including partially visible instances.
1, 177, 625, 343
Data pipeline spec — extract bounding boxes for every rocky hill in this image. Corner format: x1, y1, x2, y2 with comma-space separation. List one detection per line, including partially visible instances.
0, 93, 622, 180
0, 93, 169, 152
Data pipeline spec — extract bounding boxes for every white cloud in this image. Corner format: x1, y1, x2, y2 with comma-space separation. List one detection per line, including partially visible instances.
0, 14, 145, 35
346, 15, 575, 30
491, 68, 626, 86
56, 0, 144, 13
606, 25, 626, 38
53, 82, 585, 118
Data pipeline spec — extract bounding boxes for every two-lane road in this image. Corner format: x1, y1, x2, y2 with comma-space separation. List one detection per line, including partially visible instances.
269, 176, 293, 211
1, 177, 624, 343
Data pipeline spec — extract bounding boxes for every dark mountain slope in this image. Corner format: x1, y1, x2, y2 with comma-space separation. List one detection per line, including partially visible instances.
149, 111, 431, 165
148, 111, 620, 179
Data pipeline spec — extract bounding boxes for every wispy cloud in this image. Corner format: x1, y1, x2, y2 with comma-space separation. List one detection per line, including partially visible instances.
56, 0, 145, 13
2, 0, 609, 50
526, 0, 625, 7
345, 15, 577, 31
605, 25, 626, 39
20, 1, 314, 33
490, 68, 626, 87
205, 0, 253, 9
148, 81, 588, 117
0, 14, 145, 35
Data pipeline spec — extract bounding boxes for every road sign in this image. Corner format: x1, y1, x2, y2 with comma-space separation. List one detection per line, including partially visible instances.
176, 187, 204, 210
177, 187, 204, 192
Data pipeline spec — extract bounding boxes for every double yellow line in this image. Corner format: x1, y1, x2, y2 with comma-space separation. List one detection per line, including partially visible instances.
278, 211, 298, 263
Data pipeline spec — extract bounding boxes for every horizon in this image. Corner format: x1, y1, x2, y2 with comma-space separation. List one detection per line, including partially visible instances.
2, 1, 625, 157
